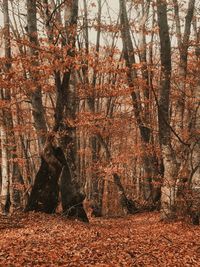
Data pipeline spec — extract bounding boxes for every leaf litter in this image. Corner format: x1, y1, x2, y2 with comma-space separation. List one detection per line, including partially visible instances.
0, 212, 200, 266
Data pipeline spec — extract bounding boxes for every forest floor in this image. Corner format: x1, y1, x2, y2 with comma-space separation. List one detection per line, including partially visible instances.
0, 212, 200, 267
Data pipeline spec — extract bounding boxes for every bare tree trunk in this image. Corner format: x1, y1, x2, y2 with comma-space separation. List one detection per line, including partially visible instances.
192, 28, 200, 189
27, 0, 47, 150
188, 24, 200, 224
25, 0, 60, 214
171, 0, 196, 221
173, 0, 195, 133
190, 96, 200, 224
119, 0, 160, 203
0, 0, 24, 212
0, 126, 9, 214
82, 0, 104, 215
156, 0, 178, 219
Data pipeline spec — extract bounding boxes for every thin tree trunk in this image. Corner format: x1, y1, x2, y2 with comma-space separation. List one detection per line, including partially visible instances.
27, 0, 47, 150
119, 0, 160, 203
173, 0, 195, 134
172, 0, 196, 219
83, 0, 103, 215
0, 0, 23, 212
191, 25, 200, 188
188, 24, 200, 224
156, 0, 178, 219
0, 126, 9, 214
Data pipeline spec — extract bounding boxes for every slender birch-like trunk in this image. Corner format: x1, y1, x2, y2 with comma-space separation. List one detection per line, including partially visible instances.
156, 0, 178, 219
1, 0, 24, 212
0, 126, 9, 214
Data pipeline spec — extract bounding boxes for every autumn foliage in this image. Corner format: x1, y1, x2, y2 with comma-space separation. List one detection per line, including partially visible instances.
0, 212, 200, 266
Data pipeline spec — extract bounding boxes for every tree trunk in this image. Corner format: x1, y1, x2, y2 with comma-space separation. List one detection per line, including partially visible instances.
0, 126, 10, 214
26, 141, 88, 222
25, 143, 63, 213
26, 0, 88, 222
113, 173, 137, 214
119, 0, 160, 203
156, 0, 178, 219
0, 0, 23, 212
172, 0, 196, 220
173, 0, 195, 134
189, 27, 200, 224
82, 0, 104, 215
27, 0, 47, 150
60, 164, 89, 222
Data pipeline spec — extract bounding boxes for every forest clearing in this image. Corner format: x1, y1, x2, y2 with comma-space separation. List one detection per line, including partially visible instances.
0, 211, 200, 266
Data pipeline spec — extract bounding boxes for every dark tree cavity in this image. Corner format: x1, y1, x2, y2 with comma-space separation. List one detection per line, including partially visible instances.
25, 143, 88, 223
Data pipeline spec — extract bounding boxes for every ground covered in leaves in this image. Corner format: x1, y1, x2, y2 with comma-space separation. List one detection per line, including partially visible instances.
0, 212, 200, 266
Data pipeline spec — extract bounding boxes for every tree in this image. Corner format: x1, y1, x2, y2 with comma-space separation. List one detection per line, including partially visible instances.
156, 0, 178, 219
119, 0, 161, 205
24, 0, 88, 222
0, 0, 23, 214
26, 0, 47, 150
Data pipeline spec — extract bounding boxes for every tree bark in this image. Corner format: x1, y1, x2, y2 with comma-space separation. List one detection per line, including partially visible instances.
27, 0, 47, 150
25, 144, 63, 213
0, 126, 10, 214
173, 0, 195, 133
172, 0, 196, 220
156, 0, 178, 219
26, 0, 88, 222
0, 0, 24, 212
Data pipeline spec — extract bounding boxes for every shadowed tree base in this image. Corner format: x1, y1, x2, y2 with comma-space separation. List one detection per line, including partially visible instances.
25, 143, 89, 222
25, 157, 60, 213
113, 173, 137, 214
60, 165, 89, 223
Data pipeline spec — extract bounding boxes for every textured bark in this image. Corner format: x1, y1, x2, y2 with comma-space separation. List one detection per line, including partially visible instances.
113, 174, 137, 215
60, 165, 89, 222
156, 0, 178, 219
192, 82, 200, 186
27, 0, 47, 150
172, 1, 196, 193
26, 0, 88, 222
173, 0, 195, 133
25, 158, 59, 213
160, 145, 178, 218
0, 126, 10, 214
189, 29, 200, 224
26, 142, 88, 222
0, 0, 23, 212
190, 14, 200, 187
170, 0, 196, 221
25, 144, 63, 213
27, 144, 66, 213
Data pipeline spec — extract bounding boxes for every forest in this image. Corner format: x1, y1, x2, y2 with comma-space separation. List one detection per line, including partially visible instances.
0, 0, 200, 266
